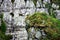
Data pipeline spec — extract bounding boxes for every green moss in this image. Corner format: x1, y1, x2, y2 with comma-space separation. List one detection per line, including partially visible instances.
25, 12, 60, 40
26, 12, 49, 27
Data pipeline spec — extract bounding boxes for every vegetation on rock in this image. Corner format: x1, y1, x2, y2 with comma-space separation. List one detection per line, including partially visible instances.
0, 13, 12, 40
25, 12, 60, 40
0, 14, 6, 33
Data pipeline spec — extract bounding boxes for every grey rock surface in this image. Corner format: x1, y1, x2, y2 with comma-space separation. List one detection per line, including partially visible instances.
0, 0, 60, 40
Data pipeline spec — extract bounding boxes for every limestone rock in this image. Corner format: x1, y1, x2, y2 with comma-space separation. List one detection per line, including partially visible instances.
35, 31, 42, 39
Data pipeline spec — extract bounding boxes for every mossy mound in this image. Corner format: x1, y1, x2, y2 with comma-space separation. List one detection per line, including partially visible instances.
25, 12, 60, 40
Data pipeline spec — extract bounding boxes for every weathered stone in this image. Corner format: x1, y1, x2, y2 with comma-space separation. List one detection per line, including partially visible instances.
35, 31, 42, 39
0, 0, 60, 40
12, 28, 28, 40
1, 0, 12, 12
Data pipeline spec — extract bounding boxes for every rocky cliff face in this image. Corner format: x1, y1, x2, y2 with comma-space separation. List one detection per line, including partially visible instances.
0, 0, 60, 40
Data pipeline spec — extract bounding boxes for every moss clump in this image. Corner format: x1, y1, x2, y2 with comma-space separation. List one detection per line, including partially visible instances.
25, 12, 60, 40
26, 12, 50, 27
